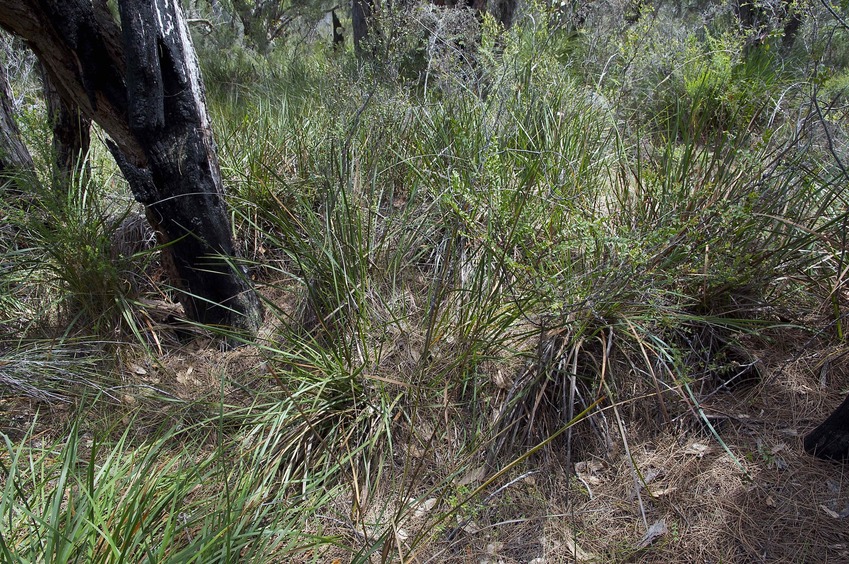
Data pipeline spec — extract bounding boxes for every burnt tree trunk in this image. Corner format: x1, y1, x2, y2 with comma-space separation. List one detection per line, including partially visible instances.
39, 63, 91, 188
487, 0, 517, 28
0, 0, 262, 336
805, 394, 849, 461
0, 58, 37, 247
352, 0, 374, 57
332, 8, 344, 50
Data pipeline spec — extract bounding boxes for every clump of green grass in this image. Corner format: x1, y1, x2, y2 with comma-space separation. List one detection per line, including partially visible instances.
0, 163, 157, 343
0, 400, 343, 562
195, 8, 849, 554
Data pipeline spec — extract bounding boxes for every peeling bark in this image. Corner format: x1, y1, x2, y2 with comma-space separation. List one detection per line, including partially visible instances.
0, 0, 262, 336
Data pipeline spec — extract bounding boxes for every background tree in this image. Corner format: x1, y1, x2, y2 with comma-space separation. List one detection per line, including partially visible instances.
0, 0, 263, 336
231, 0, 296, 52
332, 7, 344, 48
39, 64, 91, 189
734, 0, 805, 51
0, 60, 33, 179
352, 0, 374, 56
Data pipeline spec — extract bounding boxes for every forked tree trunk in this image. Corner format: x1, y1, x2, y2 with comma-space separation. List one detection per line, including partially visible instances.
0, 0, 262, 336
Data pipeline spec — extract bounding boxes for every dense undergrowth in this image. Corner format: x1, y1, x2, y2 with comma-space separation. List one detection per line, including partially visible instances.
2, 0, 849, 561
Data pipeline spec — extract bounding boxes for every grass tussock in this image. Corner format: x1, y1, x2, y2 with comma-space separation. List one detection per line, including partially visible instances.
3, 1, 849, 561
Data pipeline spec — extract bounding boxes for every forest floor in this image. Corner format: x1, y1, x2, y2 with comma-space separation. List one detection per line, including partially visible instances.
4, 313, 848, 563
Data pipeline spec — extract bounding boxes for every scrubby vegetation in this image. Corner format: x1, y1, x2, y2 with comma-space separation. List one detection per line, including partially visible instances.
2, 0, 849, 561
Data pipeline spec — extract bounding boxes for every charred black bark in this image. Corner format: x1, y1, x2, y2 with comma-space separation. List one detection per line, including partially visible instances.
332, 9, 344, 50
352, 0, 373, 57
0, 58, 38, 229
805, 394, 849, 461
117, 0, 261, 332
40, 64, 91, 188
0, 0, 262, 336
487, 0, 517, 28
781, 8, 803, 51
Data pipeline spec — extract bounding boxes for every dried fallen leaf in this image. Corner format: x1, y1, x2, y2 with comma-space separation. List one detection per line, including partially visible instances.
575, 460, 605, 485
648, 486, 677, 497
684, 442, 712, 457
457, 466, 486, 487
407, 444, 425, 458
575, 460, 605, 473
486, 541, 504, 555
492, 369, 511, 390
413, 498, 437, 519
771, 442, 788, 454
462, 520, 480, 534
563, 528, 597, 562
177, 365, 200, 386
635, 519, 668, 549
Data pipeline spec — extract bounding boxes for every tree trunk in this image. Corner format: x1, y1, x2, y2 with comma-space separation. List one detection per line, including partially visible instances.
332, 8, 344, 50
734, 0, 804, 52
352, 0, 374, 57
0, 0, 262, 336
39, 63, 91, 188
781, 6, 803, 52
0, 58, 37, 250
487, 0, 516, 28
0, 60, 34, 178
805, 394, 849, 461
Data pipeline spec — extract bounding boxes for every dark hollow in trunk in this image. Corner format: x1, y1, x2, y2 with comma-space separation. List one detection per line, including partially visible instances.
805, 394, 849, 461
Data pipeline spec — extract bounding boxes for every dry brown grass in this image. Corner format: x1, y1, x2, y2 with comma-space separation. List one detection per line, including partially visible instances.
4, 316, 849, 563
387, 331, 849, 564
